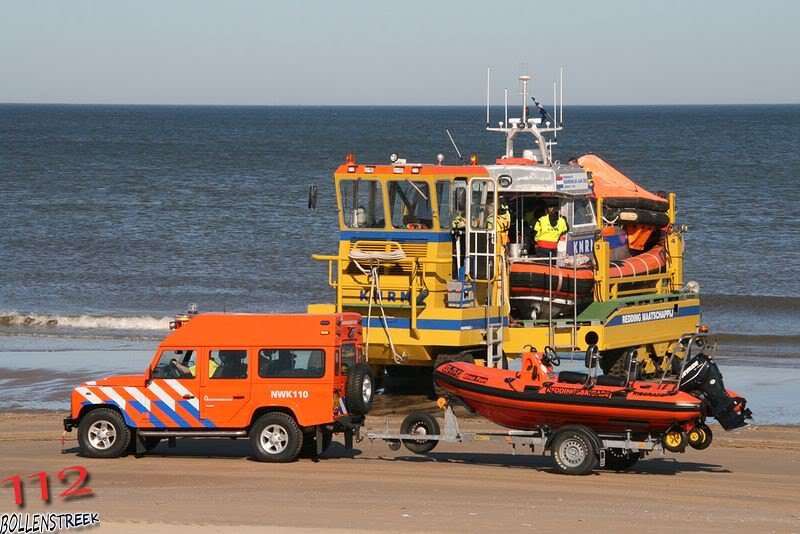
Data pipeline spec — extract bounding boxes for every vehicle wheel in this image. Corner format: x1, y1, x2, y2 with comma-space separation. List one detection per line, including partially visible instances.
400, 412, 440, 454
300, 429, 333, 457
600, 349, 626, 376
433, 353, 475, 397
250, 413, 303, 463
603, 448, 641, 471
551, 429, 598, 475
662, 429, 688, 453
688, 423, 713, 450
346, 363, 374, 415
78, 408, 130, 459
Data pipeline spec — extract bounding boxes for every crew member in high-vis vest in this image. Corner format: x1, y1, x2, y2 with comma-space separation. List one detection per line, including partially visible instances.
487, 201, 511, 249
533, 205, 568, 257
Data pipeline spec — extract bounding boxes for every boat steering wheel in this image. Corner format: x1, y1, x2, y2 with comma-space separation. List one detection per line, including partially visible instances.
543, 346, 561, 367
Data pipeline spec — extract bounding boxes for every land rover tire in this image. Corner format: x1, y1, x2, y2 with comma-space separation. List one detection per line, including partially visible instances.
250, 413, 303, 463
346, 363, 374, 415
78, 408, 131, 459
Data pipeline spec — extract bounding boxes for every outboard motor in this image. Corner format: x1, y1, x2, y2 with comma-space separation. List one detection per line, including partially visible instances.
679, 353, 752, 430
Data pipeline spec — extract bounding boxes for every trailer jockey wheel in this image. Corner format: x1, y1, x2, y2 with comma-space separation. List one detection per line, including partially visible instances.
662, 429, 688, 453
688, 423, 713, 450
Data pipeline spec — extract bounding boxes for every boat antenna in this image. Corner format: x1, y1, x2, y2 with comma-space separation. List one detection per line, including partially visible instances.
504, 88, 508, 127
553, 81, 557, 140
486, 66, 491, 127
560, 66, 564, 126
446, 129, 464, 162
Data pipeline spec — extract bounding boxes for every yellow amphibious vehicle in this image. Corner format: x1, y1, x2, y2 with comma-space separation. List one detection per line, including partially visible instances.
310, 75, 702, 382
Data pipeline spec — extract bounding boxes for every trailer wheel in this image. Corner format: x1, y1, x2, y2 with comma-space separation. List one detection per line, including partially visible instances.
603, 448, 641, 471
78, 408, 131, 458
346, 363, 375, 415
400, 412, 440, 454
250, 412, 302, 463
688, 423, 713, 450
551, 429, 598, 475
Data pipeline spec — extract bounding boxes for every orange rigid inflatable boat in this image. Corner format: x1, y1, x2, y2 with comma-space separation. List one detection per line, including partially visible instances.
509, 244, 667, 301
433, 349, 751, 435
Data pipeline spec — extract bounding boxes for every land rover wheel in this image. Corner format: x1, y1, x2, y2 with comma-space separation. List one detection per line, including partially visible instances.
250, 413, 302, 463
551, 429, 598, 475
346, 363, 374, 415
400, 412, 440, 454
603, 448, 641, 471
78, 408, 131, 458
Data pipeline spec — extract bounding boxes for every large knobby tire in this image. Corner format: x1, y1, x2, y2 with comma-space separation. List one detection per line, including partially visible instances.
551, 429, 598, 475
400, 412, 440, 454
603, 448, 641, 471
78, 408, 131, 459
300, 429, 334, 457
601, 349, 627, 377
346, 363, 375, 415
250, 412, 303, 463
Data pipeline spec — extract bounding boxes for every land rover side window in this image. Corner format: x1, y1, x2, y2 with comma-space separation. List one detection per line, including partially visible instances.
388, 180, 432, 229
153, 349, 196, 379
571, 198, 595, 228
436, 180, 452, 229
259, 349, 325, 378
209, 349, 248, 379
340, 179, 384, 228
341, 343, 356, 374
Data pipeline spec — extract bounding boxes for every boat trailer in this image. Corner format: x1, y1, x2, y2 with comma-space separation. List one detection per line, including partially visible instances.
367, 400, 698, 476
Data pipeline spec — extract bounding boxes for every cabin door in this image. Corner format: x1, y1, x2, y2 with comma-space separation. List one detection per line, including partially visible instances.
465, 178, 497, 282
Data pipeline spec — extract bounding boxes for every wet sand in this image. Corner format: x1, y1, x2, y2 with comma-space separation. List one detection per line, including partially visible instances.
2, 411, 799, 533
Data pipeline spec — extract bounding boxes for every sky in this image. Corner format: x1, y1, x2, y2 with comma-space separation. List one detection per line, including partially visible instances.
1, 0, 798, 106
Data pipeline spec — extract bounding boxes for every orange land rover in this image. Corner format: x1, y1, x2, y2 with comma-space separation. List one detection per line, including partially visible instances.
63, 311, 374, 462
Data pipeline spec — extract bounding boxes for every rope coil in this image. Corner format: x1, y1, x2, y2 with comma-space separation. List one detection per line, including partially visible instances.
348, 249, 408, 364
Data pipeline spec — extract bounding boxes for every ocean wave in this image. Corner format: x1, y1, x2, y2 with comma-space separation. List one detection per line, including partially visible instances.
0, 311, 171, 331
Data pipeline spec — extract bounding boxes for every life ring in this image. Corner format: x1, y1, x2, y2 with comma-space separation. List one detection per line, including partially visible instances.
406, 222, 426, 230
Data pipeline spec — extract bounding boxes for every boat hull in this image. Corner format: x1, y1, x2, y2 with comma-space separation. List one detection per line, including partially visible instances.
434, 362, 703, 434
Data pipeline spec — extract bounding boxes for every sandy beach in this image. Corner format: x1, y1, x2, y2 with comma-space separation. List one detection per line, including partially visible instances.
2, 408, 799, 533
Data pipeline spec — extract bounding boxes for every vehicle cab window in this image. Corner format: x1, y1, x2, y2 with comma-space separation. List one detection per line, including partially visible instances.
341, 343, 356, 374
152, 349, 197, 379
388, 180, 432, 229
570, 197, 596, 229
209, 349, 248, 379
258, 349, 325, 378
340, 179, 385, 228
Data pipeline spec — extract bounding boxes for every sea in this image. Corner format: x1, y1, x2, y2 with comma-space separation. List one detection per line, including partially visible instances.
1, 104, 799, 421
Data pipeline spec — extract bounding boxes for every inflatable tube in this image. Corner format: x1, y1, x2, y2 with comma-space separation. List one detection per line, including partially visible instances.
615, 208, 670, 227
509, 245, 667, 300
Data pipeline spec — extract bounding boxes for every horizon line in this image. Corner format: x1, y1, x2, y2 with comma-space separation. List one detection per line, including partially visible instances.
1, 101, 798, 108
